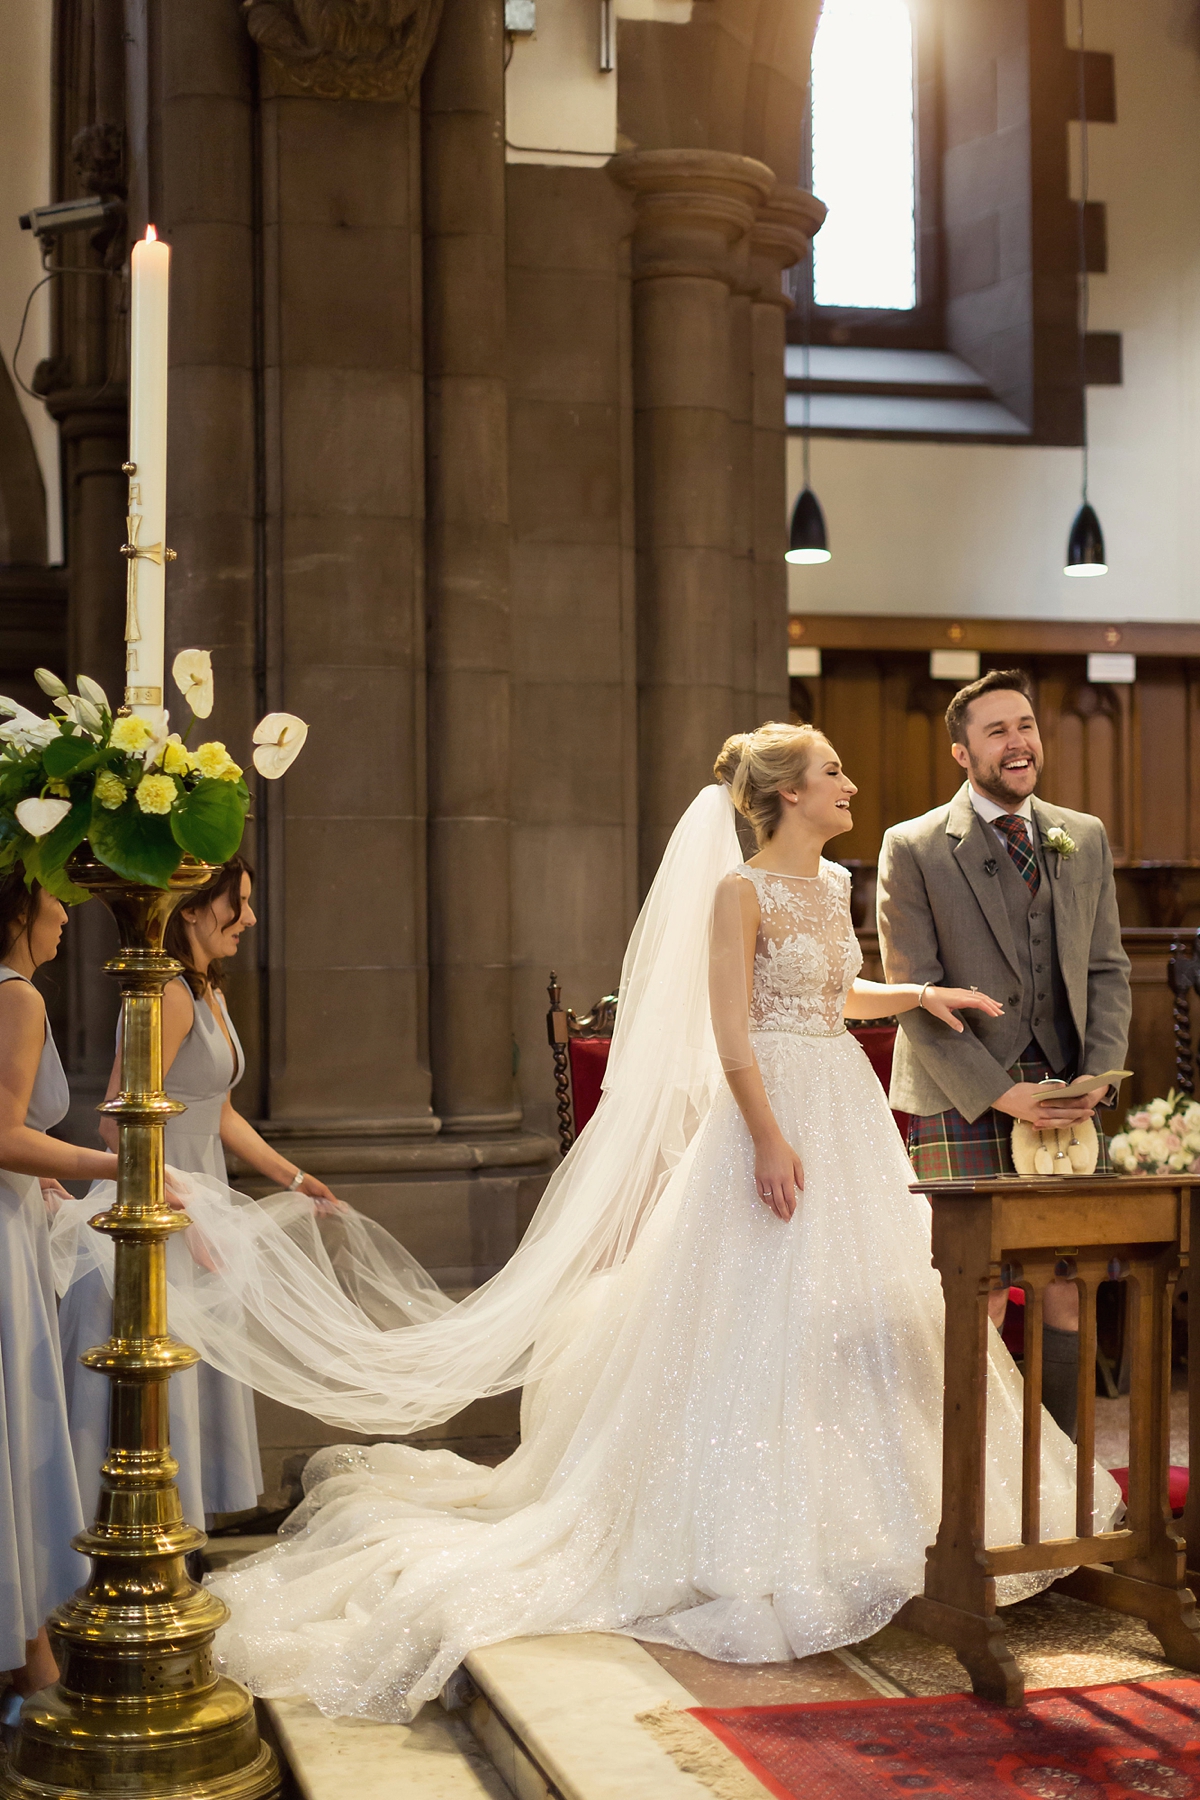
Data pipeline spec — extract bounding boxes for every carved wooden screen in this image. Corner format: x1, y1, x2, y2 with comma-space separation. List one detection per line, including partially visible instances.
791, 649, 1200, 881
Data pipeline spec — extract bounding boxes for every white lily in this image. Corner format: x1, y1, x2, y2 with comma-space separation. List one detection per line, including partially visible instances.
34, 669, 68, 699
172, 648, 215, 719
74, 697, 105, 734
76, 674, 110, 714
15, 795, 72, 839
140, 708, 173, 770
0, 703, 61, 753
252, 711, 308, 779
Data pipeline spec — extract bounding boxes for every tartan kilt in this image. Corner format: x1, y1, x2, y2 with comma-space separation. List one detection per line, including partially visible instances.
906, 1047, 1112, 1182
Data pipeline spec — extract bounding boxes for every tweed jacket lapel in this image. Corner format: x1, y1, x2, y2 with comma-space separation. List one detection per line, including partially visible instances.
945, 783, 1022, 978
1031, 794, 1081, 990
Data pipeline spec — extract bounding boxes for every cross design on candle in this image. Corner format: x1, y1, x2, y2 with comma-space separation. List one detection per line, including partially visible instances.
120, 460, 175, 660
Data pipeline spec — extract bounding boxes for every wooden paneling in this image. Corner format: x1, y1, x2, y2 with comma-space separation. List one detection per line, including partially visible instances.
790, 641, 1200, 888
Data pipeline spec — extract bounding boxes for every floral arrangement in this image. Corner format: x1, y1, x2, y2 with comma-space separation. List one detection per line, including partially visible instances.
0, 649, 307, 899
1108, 1090, 1200, 1176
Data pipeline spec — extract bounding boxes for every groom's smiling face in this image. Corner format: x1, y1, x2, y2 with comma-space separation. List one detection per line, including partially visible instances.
951, 688, 1044, 806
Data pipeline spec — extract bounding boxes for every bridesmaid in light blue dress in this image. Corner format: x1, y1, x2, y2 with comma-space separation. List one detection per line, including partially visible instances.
59, 857, 340, 1534
0, 871, 119, 1705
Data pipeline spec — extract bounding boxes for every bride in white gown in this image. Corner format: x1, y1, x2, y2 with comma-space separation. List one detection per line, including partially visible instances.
184, 723, 1118, 1721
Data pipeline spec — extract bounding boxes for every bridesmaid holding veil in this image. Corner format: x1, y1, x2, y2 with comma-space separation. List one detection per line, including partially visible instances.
0, 871, 117, 1708
59, 856, 341, 1534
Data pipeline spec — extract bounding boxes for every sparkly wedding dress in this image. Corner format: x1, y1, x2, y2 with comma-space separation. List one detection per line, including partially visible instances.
189, 788, 1119, 1723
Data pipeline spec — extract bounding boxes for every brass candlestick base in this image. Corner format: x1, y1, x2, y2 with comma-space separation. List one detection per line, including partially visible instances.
1, 858, 278, 1800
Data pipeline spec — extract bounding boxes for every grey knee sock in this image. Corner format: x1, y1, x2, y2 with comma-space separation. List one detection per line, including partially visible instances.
1041, 1324, 1079, 1442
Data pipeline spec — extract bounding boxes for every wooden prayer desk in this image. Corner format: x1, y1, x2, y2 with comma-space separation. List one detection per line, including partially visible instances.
899, 1173, 1200, 1705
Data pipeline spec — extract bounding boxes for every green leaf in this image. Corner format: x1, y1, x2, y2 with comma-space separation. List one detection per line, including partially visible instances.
88, 801, 181, 888
35, 860, 91, 905
43, 734, 101, 779
170, 778, 247, 865
23, 798, 90, 888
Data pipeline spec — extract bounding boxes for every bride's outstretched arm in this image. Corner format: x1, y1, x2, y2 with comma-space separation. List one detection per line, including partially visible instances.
845, 979, 1005, 1032
709, 873, 804, 1221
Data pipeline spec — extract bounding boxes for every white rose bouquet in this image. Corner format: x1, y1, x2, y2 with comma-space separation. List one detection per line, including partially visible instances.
0, 650, 307, 900
1109, 1090, 1200, 1177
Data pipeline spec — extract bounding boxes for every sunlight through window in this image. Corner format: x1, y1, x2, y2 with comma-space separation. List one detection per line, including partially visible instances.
810, 0, 917, 311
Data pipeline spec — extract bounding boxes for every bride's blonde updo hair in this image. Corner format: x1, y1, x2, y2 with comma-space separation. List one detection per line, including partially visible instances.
714, 721, 827, 845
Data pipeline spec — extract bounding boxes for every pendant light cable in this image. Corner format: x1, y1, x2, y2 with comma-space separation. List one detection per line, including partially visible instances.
1063, 0, 1107, 576
1076, 0, 1090, 505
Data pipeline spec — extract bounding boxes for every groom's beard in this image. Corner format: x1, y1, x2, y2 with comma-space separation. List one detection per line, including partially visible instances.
964, 745, 1044, 807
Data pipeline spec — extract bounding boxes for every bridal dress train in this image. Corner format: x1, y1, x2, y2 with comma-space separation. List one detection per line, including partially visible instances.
50, 786, 1120, 1722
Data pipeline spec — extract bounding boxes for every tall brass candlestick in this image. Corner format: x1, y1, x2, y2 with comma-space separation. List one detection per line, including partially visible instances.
1, 860, 277, 1800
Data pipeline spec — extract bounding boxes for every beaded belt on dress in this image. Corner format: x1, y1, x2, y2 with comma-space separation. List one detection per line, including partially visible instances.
750, 1023, 849, 1039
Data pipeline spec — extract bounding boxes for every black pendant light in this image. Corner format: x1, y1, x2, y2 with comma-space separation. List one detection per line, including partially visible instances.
1064, 0, 1107, 579
788, 479, 830, 564
787, 90, 831, 568
1065, 500, 1106, 576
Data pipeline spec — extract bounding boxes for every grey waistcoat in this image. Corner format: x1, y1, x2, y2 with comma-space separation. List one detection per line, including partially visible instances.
993, 830, 1076, 1075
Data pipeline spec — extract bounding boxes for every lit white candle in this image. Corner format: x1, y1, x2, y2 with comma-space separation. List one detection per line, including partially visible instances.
125, 225, 172, 717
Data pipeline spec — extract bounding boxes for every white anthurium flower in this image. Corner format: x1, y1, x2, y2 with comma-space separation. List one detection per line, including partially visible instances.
15, 795, 72, 839
172, 648, 214, 719
34, 669, 68, 699
251, 711, 308, 779
140, 708, 173, 769
76, 674, 110, 713
0, 703, 60, 753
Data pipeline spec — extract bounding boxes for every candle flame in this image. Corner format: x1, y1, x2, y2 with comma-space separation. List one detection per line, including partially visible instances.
145, 224, 158, 242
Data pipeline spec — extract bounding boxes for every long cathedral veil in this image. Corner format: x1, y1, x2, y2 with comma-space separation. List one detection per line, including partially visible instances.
50, 783, 743, 1436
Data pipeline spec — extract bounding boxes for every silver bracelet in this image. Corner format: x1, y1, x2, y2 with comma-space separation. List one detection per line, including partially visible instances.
288, 1169, 307, 1192
917, 982, 931, 1012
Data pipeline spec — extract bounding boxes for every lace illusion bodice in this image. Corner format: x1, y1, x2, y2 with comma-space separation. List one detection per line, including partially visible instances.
736, 860, 862, 1037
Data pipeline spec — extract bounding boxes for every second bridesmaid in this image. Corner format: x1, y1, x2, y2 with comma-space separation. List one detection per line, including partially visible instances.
60, 855, 340, 1531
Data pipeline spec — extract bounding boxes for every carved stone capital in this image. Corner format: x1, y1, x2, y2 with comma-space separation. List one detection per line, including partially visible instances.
748, 185, 826, 307
243, 0, 444, 100
608, 149, 777, 286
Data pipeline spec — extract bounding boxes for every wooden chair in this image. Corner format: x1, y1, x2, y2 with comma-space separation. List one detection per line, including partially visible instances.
1170, 926, 1200, 1093
545, 974, 618, 1157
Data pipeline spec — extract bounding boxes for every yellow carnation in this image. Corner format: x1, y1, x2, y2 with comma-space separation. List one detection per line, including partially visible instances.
193, 740, 241, 782
45, 778, 70, 798
110, 715, 154, 753
93, 770, 127, 811
134, 773, 176, 816
161, 739, 193, 777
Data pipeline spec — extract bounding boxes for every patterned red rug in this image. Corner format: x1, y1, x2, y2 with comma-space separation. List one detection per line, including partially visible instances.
691, 1677, 1200, 1799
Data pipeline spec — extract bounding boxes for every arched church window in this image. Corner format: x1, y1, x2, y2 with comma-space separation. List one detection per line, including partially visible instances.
810, 0, 917, 312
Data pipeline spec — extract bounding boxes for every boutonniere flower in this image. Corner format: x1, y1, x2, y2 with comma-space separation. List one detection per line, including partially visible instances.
1044, 825, 1077, 874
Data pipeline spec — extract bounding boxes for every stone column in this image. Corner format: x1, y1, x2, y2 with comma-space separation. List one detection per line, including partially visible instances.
45, 0, 131, 1127
152, 0, 262, 1083
747, 186, 825, 725
608, 149, 775, 887
729, 276, 757, 731
421, 0, 517, 1134
246, 3, 439, 1150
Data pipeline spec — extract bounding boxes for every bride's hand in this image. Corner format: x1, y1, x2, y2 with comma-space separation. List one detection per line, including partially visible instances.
753, 1134, 804, 1222
919, 986, 1005, 1033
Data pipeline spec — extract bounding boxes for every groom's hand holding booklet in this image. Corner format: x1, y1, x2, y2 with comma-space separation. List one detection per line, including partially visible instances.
1038, 1069, 1132, 1103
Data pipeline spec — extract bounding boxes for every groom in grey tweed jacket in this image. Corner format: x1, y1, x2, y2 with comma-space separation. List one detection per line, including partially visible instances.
876, 668, 1131, 1438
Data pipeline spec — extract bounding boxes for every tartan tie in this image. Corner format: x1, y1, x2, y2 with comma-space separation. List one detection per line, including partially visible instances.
994, 813, 1040, 895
